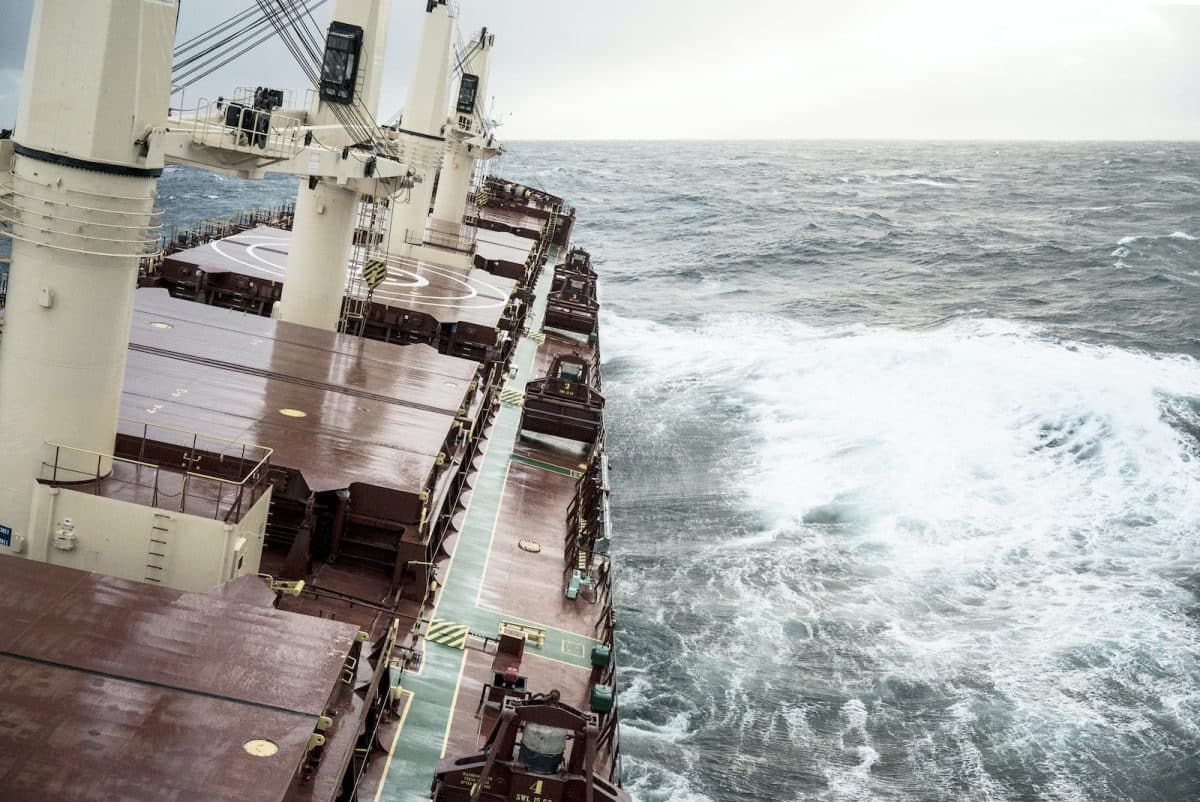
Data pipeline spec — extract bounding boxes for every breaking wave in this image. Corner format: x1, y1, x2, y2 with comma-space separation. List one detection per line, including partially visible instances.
604, 309, 1200, 801
482, 140, 1200, 801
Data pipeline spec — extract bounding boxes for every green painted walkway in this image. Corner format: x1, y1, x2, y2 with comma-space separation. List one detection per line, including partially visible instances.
376, 254, 601, 802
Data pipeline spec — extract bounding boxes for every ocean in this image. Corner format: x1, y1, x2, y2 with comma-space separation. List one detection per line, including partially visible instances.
161, 141, 1200, 802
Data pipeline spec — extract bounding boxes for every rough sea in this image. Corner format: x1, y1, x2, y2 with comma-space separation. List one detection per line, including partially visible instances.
160, 141, 1200, 802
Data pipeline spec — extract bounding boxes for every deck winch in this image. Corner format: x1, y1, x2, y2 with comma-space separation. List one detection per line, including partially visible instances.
432, 695, 627, 802
519, 353, 605, 444
518, 723, 569, 774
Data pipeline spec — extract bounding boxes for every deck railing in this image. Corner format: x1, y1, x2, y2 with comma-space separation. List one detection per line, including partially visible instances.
404, 220, 478, 254
40, 420, 273, 523
172, 97, 306, 160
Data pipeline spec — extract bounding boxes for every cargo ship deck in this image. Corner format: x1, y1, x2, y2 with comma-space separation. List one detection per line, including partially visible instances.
0, 187, 622, 801
371, 261, 615, 801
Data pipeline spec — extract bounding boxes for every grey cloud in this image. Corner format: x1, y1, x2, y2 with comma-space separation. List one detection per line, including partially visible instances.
2, 0, 1199, 139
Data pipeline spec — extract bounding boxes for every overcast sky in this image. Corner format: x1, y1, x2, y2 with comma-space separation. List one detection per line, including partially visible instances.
1, 0, 1199, 139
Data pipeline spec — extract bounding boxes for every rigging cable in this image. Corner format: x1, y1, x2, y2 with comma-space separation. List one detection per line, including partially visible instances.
293, 1, 401, 154
176, 17, 268, 68
175, 4, 262, 57
293, 0, 409, 162
172, 0, 330, 90
258, 0, 379, 147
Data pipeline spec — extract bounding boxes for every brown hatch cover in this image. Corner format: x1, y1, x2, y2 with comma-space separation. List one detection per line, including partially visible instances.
0, 555, 361, 802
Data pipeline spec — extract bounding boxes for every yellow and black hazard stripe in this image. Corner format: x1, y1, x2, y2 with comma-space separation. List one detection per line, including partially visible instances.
499, 386, 525, 406
362, 257, 389, 290
425, 618, 470, 649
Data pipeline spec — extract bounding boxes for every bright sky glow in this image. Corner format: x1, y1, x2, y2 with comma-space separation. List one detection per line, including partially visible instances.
1, 0, 1198, 139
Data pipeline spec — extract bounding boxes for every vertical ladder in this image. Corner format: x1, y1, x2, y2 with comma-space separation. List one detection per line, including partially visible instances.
535, 202, 560, 271
1, 165, 14, 335
145, 512, 172, 583
339, 192, 390, 335
465, 162, 490, 225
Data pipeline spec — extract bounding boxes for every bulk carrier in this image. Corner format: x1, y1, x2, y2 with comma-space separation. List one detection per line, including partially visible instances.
0, 2, 627, 800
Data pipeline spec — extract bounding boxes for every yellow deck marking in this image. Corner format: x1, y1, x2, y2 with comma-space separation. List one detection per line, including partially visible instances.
473, 461, 513, 609
439, 650, 470, 759
372, 688, 415, 802
426, 619, 471, 649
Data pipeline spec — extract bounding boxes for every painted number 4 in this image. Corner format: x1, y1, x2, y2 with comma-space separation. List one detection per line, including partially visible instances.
514, 779, 549, 802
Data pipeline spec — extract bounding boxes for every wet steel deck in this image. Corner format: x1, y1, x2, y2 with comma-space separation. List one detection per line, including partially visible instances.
122, 347, 455, 494
0, 557, 361, 802
121, 291, 478, 496
162, 226, 517, 331
133, 289, 481, 416
475, 227, 537, 266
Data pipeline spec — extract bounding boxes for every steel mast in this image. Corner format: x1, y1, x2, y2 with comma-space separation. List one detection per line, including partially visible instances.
431, 27, 501, 231
0, 0, 177, 555
385, 0, 456, 260
275, 0, 392, 331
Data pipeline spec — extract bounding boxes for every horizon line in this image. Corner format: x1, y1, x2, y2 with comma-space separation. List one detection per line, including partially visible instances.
503, 136, 1200, 144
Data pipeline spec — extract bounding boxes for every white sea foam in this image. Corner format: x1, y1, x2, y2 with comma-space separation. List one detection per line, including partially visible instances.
622, 711, 696, 743
622, 758, 716, 802
604, 310, 1200, 799
1116, 231, 1196, 247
